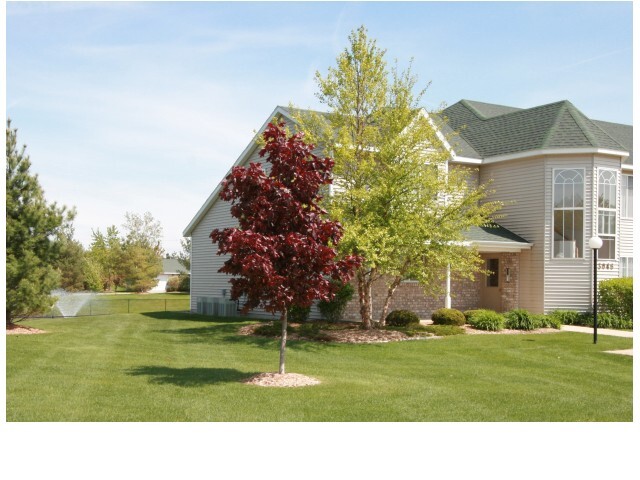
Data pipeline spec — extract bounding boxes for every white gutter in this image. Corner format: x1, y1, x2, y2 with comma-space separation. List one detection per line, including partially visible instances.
464, 240, 534, 253
482, 147, 629, 164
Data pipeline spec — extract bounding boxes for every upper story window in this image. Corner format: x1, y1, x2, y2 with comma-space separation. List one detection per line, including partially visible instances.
553, 169, 584, 259
621, 174, 633, 218
597, 169, 617, 259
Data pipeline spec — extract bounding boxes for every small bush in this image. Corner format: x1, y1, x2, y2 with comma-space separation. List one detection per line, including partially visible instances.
423, 325, 466, 336
463, 309, 484, 322
165, 274, 190, 292
599, 278, 633, 321
386, 309, 420, 327
549, 310, 583, 326
288, 305, 311, 323
504, 309, 537, 330
532, 314, 562, 329
468, 310, 505, 331
318, 281, 355, 322
596, 313, 632, 330
431, 308, 466, 326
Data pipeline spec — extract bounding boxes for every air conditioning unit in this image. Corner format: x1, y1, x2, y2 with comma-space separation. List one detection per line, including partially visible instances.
196, 297, 237, 317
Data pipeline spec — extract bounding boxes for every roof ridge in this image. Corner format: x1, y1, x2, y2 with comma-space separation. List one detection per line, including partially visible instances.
564, 102, 602, 148
540, 101, 570, 148
587, 118, 630, 150
458, 99, 487, 120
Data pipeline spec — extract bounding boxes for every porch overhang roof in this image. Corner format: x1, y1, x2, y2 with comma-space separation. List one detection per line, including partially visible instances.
462, 223, 533, 253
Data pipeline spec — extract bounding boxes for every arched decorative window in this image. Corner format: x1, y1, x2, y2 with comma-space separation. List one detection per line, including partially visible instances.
553, 169, 584, 258
597, 169, 617, 259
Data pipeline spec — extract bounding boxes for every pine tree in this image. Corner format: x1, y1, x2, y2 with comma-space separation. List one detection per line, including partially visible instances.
6, 119, 74, 324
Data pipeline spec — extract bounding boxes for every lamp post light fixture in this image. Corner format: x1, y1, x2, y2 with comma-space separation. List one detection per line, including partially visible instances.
589, 236, 603, 344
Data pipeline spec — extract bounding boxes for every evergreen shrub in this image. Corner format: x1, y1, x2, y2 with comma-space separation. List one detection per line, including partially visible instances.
288, 305, 311, 323
318, 281, 355, 322
431, 308, 466, 326
386, 309, 420, 327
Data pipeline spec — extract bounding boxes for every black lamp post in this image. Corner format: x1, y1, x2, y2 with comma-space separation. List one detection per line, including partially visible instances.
589, 236, 603, 344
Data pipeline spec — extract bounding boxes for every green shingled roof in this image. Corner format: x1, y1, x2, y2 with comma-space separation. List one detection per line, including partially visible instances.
463, 223, 530, 244
442, 100, 632, 161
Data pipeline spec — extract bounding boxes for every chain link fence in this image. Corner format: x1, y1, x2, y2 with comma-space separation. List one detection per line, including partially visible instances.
36, 297, 191, 318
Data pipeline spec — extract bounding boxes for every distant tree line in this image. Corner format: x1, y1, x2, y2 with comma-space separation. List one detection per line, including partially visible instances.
6, 119, 190, 323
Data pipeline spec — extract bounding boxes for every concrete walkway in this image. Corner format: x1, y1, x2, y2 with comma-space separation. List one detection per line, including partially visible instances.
560, 325, 633, 338
560, 325, 633, 356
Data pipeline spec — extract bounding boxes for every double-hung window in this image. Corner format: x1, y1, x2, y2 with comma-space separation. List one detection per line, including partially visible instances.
621, 174, 633, 218
597, 169, 617, 259
553, 169, 584, 258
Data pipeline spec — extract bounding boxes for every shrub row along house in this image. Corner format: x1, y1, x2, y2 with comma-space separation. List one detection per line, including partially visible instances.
183, 99, 633, 320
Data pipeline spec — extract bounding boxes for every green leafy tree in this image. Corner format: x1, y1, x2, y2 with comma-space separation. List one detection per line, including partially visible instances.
121, 211, 163, 292
294, 26, 501, 328
55, 225, 88, 292
120, 242, 162, 292
6, 119, 74, 324
87, 226, 125, 291
177, 237, 191, 273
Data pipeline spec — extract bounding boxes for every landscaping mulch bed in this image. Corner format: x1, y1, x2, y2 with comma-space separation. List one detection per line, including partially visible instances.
6, 324, 46, 335
239, 322, 433, 344
243, 372, 321, 387
462, 325, 558, 335
240, 321, 561, 343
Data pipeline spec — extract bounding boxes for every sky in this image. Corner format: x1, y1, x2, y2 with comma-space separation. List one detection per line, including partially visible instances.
5, 1, 634, 254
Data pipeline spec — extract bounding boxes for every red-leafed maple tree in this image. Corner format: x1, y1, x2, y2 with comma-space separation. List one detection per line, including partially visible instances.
210, 122, 361, 374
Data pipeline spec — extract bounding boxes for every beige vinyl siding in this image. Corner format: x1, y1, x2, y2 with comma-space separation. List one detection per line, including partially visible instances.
479, 158, 545, 313
619, 174, 633, 259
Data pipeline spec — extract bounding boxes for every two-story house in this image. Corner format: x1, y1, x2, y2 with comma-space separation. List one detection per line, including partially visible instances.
183, 99, 633, 319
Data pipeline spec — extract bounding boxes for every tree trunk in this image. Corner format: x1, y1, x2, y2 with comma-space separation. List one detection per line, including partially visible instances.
357, 268, 373, 329
278, 309, 288, 374
379, 276, 403, 326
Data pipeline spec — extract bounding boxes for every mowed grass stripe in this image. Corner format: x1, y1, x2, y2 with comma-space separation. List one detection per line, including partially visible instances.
7, 313, 632, 421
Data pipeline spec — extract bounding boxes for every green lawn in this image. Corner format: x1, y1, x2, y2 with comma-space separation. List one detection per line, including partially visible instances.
6, 312, 632, 421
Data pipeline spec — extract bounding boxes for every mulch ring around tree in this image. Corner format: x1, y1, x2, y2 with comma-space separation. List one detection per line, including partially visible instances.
6, 324, 46, 335
242, 372, 321, 387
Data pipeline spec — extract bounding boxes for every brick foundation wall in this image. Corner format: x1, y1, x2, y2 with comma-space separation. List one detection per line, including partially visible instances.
342, 273, 481, 322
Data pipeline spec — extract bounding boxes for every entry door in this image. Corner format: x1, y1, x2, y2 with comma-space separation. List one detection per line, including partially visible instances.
480, 257, 502, 311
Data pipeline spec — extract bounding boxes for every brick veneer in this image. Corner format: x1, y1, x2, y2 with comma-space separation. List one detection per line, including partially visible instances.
341, 252, 520, 322
500, 252, 519, 312
342, 273, 482, 322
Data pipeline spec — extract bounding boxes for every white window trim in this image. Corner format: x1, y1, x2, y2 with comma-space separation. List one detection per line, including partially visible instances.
551, 168, 586, 260
597, 167, 618, 260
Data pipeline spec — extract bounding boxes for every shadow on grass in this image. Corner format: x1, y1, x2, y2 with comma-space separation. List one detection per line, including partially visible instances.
141, 311, 249, 323
126, 365, 258, 387
154, 321, 341, 352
